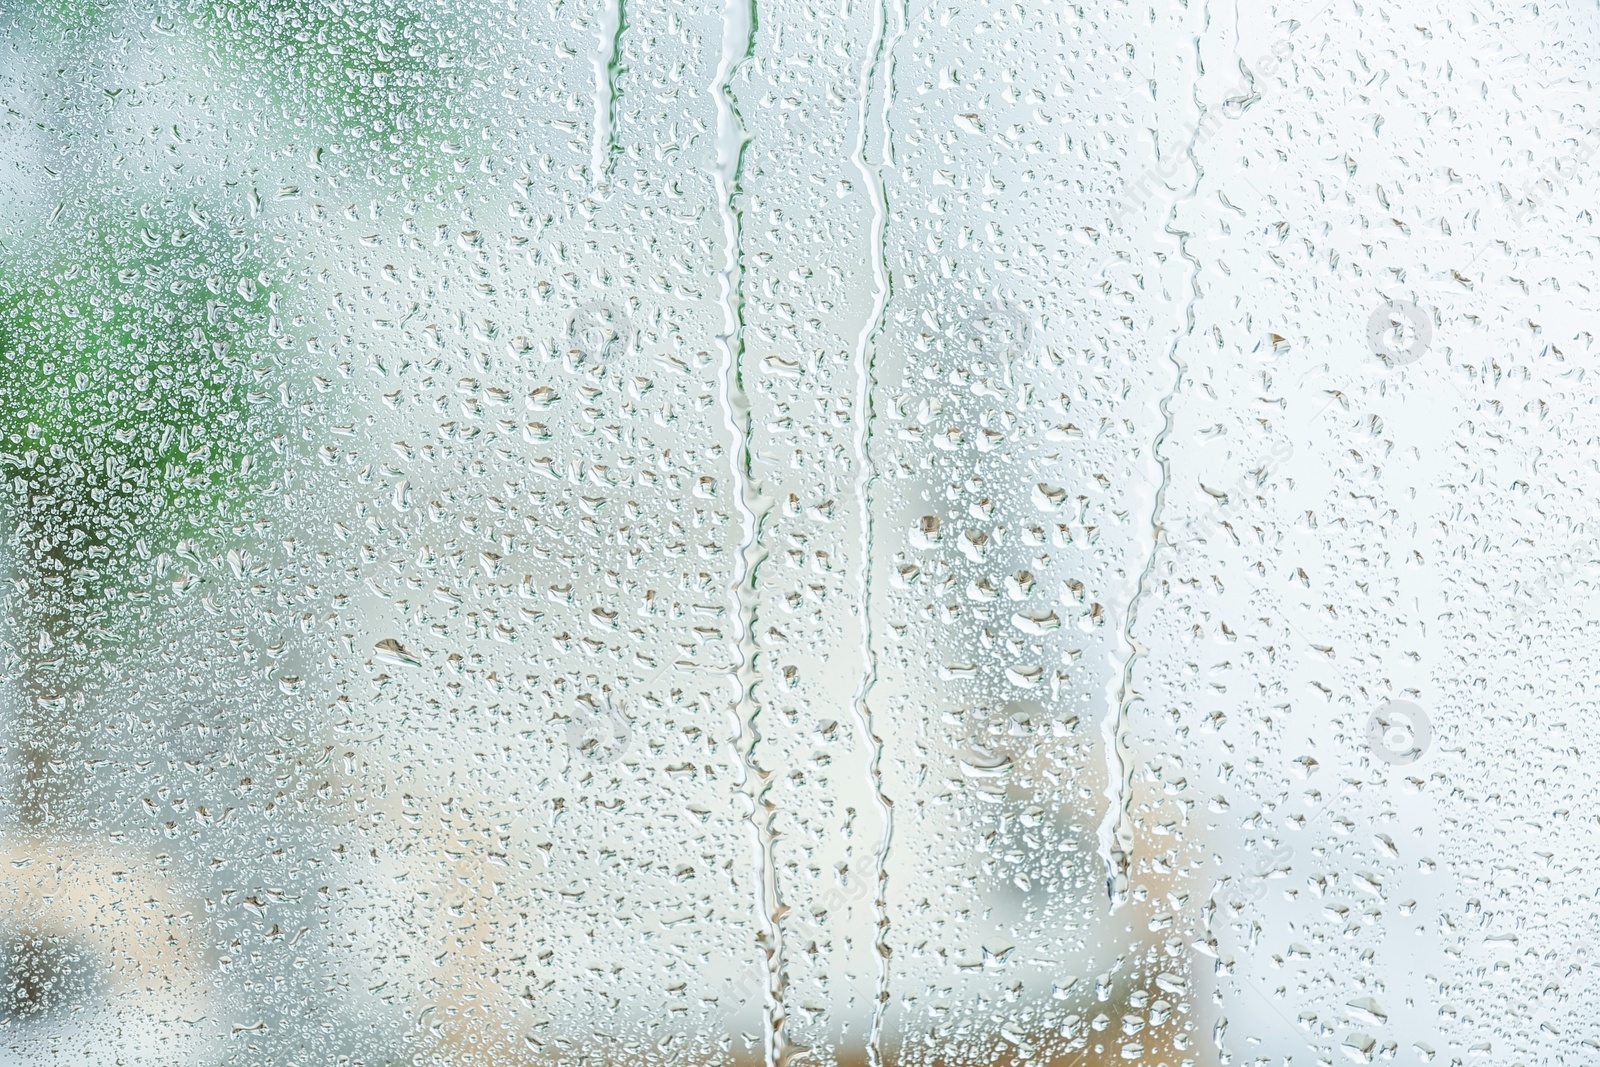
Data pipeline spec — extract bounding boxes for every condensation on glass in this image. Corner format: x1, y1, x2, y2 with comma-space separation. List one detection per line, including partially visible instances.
0, 0, 1590, 1064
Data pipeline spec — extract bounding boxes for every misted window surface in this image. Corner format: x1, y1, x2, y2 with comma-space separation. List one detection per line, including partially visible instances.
0, 0, 1584, 1064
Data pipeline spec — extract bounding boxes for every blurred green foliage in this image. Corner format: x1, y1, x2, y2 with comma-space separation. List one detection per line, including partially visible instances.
201, 0, 456, 139
0, 215, 274, 611
27, 0, 467, 176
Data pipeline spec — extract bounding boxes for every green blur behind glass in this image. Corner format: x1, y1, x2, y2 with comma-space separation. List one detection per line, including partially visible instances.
29, 0, 462, 177
0, 216, 274, 610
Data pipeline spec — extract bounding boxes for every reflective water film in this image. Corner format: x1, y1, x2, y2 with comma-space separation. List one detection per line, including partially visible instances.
1, 0, 1594, 1064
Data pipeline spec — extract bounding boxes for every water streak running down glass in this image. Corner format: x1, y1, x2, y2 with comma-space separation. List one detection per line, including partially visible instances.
0, 0, 1595, 1064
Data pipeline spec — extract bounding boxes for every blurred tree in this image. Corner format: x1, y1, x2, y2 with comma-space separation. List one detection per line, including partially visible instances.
0, 211, 278, 827
201, 0, 464, 152
25, 0, 476, 181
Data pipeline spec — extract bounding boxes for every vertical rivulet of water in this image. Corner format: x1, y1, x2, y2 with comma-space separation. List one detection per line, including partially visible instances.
590, 0, 626, 189
710, 2, 786, 1064
847, 0, 903, 1059
1098, 0, 1211, 910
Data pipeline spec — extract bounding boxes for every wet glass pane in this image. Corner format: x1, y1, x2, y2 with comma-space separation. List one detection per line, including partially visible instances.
0, 0, 1586, 1064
